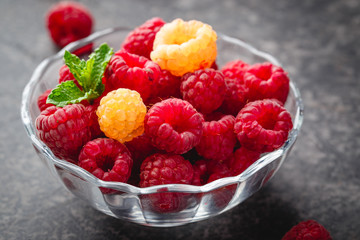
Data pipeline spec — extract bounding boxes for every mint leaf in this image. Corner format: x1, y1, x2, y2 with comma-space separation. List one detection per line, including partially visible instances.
46, 81, 87, 107
79, 43, 113, 93
64, 51, 86, 84
47, 43, 114, 107
90, 43, 113, 91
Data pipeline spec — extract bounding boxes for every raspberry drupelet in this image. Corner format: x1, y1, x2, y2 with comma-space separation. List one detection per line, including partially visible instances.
121, 17, 166, 59
195, 113, 237, 161
35, 104, 93, 161
46, 1, 93, 48
234, 99, 293, 153
104, 50, 161, 102
144, 98, 204, 154
181, 68, 226, 114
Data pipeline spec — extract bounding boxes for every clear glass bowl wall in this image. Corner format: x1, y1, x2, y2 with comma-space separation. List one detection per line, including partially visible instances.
21, 27, 304, 227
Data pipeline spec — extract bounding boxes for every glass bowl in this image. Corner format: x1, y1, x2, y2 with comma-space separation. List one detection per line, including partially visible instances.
21, 27, 304, 227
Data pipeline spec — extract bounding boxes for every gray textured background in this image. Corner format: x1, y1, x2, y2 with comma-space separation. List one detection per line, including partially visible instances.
1, 0, 359, 239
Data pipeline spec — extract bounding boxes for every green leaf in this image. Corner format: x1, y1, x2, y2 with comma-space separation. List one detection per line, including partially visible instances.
90, 43, 113, 90
46, 81, 87, 107
80, 43, 113, 93
48, 43, 114, 107
64, 51, 86, 84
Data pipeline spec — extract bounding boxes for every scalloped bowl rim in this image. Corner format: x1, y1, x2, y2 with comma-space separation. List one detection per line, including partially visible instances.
21, 26, 304, 195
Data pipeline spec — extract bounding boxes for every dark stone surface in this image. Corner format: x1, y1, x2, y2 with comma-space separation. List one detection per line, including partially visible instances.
1, 0, 359, 239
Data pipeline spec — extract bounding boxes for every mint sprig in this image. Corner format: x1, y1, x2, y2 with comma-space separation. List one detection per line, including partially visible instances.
47, 43, 114, 107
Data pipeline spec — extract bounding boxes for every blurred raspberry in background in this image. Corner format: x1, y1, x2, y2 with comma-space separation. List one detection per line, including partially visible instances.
46, 1, 93, 48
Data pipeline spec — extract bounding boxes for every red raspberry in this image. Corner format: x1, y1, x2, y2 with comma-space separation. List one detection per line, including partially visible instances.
191, 159, 208, 186
71, 43, 93, 56
205, 159, 235, 208
125, 133, 156, 163
195, 113, 237, 161
46, 1, 93, 48
243, 62, 290, 104
187, 158, 229, 185
35, 104, 93, 161
139, 153, 194, 212
147, 69, 181, 105
104, 50, 161, 101
218, 60, 250, 116
140, 153, 193, 187
121, 17, 166, 59
228, 147, 260, 175
219, 77, 249, 116
206, 159, 232, 183
84, 104, 103, 139
125, 133, 157, 186
59, 65, 74, 82
145, 98, 204, 154
282, 220, 332, 240
37, 89, 54, 111
234, 99, 293, 152
126, 134, 156, 174
221, 59, 249, 82
78, 138, 132, 183
181, 69, 226, 114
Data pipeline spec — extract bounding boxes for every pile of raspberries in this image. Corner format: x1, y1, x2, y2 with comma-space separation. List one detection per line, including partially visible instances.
41, 5, 295, 213
38, 16, 293, 192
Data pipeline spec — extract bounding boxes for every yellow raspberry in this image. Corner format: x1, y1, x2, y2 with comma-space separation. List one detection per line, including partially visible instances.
96, 88, 147, 143
150, 18, 217, 76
